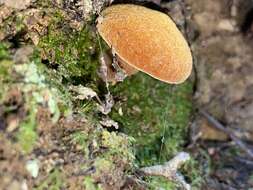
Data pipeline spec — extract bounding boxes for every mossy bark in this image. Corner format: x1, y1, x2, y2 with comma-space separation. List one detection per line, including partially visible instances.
0, 1, 200, 189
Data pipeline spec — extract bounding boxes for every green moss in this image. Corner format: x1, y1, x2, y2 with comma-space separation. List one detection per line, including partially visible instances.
0, 43, 12, 81
71, 131, 89, 158
32, 50, 73, 115
0, 43, 10, 60
181, 158, 203, 189
34, 0, 57, 9
110, 73, 194, 188
93, 157, 113, 175
17, 102, 37, 154
15, 14, 25, 32
147, 176, 175, 190
0, 5, 200, 187
83, 176, 102, 190
38, 16, 100, 87
0, 60, 13, 85
0, 43, 12, 100
111, 73, 193, 166
0, 14, 25, 40
70, 128, 135, 167
101, 130, 135, 162
69, 127, 135, 189
35, 169, 64, 190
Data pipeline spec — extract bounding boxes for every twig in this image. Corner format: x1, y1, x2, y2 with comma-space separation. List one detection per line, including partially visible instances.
139, 152, 191, 190
199, 109, 253, 159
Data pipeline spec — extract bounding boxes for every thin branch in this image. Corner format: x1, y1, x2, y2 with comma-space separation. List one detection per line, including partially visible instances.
199, 109, 253, 158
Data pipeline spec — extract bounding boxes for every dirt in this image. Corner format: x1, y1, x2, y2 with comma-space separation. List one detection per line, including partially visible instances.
185, 0, 253, 189
188, 0, 253, 139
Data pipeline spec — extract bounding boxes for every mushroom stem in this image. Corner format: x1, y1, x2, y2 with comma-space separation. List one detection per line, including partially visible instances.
98, 50, 138, 83
98, 50, 116, 83
112, 47, 138, 76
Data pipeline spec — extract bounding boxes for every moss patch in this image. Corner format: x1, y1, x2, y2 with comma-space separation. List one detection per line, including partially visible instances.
70, 128, 135, 189
38, 15, 100, 87
181, 158, 204, 189
35, 169, 64, 190
83, 176, 103, 190
110, 73, 194, 189
17, 107, 37, 154
0, 43, 10, 60
0, 1, 200, 187
111, 73, 193, 165
147, 176, 175, 190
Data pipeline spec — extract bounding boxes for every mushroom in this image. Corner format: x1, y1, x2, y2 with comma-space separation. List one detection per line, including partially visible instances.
96, 4, 192, 84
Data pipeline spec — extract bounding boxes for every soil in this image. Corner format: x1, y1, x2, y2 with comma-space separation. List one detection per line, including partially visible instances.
185, 0, 253, 189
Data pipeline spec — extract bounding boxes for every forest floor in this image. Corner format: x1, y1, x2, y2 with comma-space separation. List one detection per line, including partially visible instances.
0, 0, 253, 189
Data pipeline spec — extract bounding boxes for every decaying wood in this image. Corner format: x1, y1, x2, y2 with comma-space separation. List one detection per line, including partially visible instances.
140, 152, 191, 190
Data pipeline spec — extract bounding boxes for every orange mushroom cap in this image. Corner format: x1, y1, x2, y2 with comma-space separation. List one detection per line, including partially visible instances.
96, 4, 192, 84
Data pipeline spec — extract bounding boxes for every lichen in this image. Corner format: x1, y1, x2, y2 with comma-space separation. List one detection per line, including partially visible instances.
13, 62, 69, 152
0, 44, 72, 153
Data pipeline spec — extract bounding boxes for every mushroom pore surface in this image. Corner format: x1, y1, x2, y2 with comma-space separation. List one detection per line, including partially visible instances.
97, 4, 192, 84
